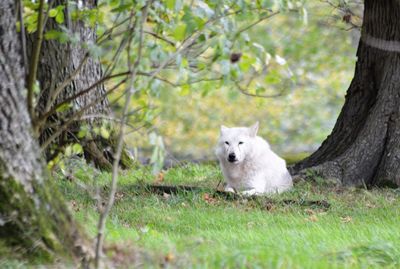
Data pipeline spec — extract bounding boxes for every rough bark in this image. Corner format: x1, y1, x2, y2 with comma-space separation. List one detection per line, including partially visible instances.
293, 0, 400, 187
28, 0, 134, 170
0, 1, 91, 263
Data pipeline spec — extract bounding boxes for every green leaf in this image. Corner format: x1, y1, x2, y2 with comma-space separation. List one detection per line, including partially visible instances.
100, 126, 110, 139
44, 29, 61, 40
179, 84, 190, 96
166, 0, 176, 10
56, 103, 71, 113
110, 3, 133, 13
49, 9, 58, 18
238, 54, 256, 72
173, 23, 187, 40
65, 146, 72, 157
72, 144, 83, 154
56, 12, 65, 24
264, 69, 281, 84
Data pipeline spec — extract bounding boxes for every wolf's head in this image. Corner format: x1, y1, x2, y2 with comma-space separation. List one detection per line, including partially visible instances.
215, 122, 259, 164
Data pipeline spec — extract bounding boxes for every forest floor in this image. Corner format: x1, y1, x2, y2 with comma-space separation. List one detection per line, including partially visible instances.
2, 162, 400, 268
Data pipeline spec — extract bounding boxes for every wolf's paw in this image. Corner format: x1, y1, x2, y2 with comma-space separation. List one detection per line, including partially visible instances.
224, 186, 235, 193
241, 189, 257, 196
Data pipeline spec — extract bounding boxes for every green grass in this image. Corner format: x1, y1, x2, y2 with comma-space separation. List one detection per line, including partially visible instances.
2, 162, 400, 268
62, 162, 400, 268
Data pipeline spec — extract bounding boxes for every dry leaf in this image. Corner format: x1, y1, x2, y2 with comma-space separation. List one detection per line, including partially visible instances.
115, 192, 124, 201
203, 193, 217, 204
162, 192, 171, 200
306, 215, 318, 222
70, 200, 80, 212
165, 252, 174, 262
366, 202, 376, 208
341, 216, 352, 223
154, 172, 165, 183
305, 208, 316, 215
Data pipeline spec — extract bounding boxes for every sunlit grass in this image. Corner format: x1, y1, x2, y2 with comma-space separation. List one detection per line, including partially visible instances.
53, 162, 400, 269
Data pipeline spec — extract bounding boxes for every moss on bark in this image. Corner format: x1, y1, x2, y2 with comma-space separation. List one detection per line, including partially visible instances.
0, 167, 91, 264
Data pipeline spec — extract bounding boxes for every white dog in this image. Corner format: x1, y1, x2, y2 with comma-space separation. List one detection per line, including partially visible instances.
215, 122, 293, 195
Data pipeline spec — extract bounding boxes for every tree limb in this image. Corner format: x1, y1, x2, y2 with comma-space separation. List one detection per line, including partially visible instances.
26, 0, 45, 123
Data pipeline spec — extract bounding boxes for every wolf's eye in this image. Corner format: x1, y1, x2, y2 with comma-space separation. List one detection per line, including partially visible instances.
224, 141, 229, 145
238, 142, 244, 145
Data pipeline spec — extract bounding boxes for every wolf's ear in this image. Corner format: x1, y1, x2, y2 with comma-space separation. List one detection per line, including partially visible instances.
249, 121, 259, 137
220, 125, 229, 134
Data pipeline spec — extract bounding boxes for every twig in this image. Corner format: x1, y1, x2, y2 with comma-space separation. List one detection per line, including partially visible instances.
26, 0, 45, 121
40, 69, 126, 122
235, 82, 285, 98
144, 30, 176, 46
44, 54, 90, 114
235, 11, 280, 37
40, 79, 127, 151
94, 1, 152, 268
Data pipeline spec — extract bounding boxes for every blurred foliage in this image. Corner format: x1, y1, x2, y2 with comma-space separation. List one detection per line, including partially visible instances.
122, 1, 359, 159
23, 0, 360, 164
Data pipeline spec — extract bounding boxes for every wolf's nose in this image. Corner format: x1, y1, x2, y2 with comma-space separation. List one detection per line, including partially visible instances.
228, 153, 236, 162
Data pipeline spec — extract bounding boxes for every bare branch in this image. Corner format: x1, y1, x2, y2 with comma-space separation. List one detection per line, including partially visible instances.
235, 11, 280, 37
97, 17, 131, 44
39, 69, 130, 125
234, 81, 286, 98
44, 53, 90, 113
40, 79, 127, 150
27, 0, 45, 123
94, 1, 152, 267
144, 30, 176, 46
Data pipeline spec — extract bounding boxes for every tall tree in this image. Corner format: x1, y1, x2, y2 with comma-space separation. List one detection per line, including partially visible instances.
0, 0, 90, 263
26, 0, 133, 170
294, 0, 400, 187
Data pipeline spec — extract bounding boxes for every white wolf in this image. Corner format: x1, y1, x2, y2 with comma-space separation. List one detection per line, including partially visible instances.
215, 122, 293, 195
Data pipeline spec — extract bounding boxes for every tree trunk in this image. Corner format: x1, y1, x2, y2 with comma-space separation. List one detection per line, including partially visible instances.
293, 0, 400, 187
0, 1, 91, 263
29, 0, 134, 170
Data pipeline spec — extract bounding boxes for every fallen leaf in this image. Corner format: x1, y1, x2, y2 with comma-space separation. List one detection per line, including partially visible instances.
70, 200, 80, 212
305, 208, 316, 215
115, 192, 124, 201
341, 216, 352, 223
154, 172, 165, 183
247, 221, 255, 228
203, 193, 217, 204
165, 252, 174, 262
366, 202, 376, 208
264, 202, 276, 211
306, 215, 318, 222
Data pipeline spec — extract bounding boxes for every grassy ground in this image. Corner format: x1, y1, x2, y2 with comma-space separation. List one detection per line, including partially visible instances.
2, 162, 400, 268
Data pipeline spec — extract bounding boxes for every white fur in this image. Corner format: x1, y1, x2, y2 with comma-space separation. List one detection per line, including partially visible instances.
215, 122, 293, 195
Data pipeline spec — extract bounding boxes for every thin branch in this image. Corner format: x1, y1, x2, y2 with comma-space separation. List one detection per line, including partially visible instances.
41, 18, 129, 116
40, 79, 127, 151
97, 17, 130, 44
41, 70, 127, 122
102, 31, 132, 77
144, 30, 175, 46
234, 81, 285, 99
77, 114, 138, 130
44, 53, 90, 114
94, 1, 152, 267
27, 0, 45, 122
235, 11, 280, 37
